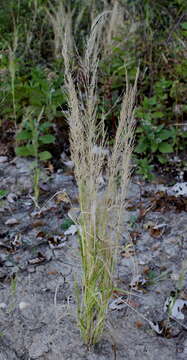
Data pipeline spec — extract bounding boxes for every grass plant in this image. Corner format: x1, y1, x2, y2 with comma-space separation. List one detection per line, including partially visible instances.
8, 23, 18, 133
62, 12, 138, 347
16, 107, 54, 206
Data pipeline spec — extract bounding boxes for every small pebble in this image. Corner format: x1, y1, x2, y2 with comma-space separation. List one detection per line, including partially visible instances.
5, 217, 19, 225
4, 261, 14, 267
7, 192, 17, 203
0, 302, 7, 309
19, 301, 30, 310
27, 267, 36, 273
0, 156, 8, 163
63, 160, 74, 169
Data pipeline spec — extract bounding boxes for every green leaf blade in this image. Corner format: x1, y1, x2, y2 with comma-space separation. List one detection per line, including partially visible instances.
158, 142, 173, 153
39, 151, 52, 161
39, 134, 55, 144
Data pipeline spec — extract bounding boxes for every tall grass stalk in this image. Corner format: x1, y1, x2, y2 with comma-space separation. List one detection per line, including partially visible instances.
62, 12, 138, 347
46, 1, 73, 59
8, 23, 18, 132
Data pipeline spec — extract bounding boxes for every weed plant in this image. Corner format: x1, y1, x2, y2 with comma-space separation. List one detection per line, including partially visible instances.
16, 108, 55, 205
62, 12, 138, 346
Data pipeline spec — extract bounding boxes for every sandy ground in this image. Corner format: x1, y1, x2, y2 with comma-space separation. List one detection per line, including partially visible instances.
0, 157, 187, 359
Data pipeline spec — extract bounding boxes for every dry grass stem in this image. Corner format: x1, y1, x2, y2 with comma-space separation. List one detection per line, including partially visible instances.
104, 1, 124, 53
46, 1, 73, 59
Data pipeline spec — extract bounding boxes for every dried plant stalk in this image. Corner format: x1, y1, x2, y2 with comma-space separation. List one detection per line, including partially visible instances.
46, 1, 73, 59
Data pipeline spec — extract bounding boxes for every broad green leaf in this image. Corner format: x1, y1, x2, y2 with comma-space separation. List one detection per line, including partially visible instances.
182, 30, 187, 37
142, 113, 151, 122
175, 62, 187, 76
136, 126, 144, 134
157, 155, 167, 164
113, 47, 125, 55
135, 141, 148, 153
39, 134, 55, 144
135, 110, 144, 118
29, 88, 45, 106
159, 129, 173, 140
151, 143, 158, 152
16, 144, 36, 157
155, 78, 172, 89
149, 96, 157, 105
16, 146, 32, 157
158, 142, 173, 153
0, 189, 8, 197
182, 131, 187, 138
181, 22, 187, 30
26, 145, 36, 156
39, 121, 53, 131
152, 112, 164, 119
143, 96, 157, 107
39, 151, 52, 161
16, 130, 32, 141
156, 124, 164, 132
61, 219, 75, 230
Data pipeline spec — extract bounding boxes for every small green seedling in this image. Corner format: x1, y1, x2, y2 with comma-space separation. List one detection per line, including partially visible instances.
0, 190, 8, 199
16, 108, 55, 205
61, 218, 75, 230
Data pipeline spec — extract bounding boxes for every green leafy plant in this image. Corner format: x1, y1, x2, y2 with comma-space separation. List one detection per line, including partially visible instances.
0, 62, 65, 121
61, 218, 75, 230
135, 158, 155, 181
0, 190, 8, 198
97, 1, 187, 180
10, 274, 17, 295
135, 122, 175, 160
134, 76, 187, 178
16, 108, 55, 204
